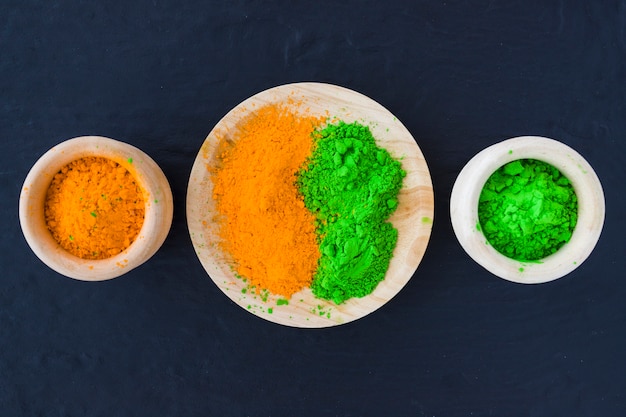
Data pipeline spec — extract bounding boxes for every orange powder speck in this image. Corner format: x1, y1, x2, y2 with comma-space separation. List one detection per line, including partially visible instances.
211, 103, 322, 298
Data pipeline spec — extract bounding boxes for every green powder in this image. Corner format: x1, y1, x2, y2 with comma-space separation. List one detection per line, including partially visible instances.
478, 159, 578, 261
297, 121, 406, 304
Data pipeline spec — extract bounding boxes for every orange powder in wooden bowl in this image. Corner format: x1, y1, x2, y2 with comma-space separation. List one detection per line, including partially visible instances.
44, 156, 145, 260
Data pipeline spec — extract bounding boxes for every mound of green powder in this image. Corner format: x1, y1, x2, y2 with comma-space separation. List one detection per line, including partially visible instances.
297, 121, 406, 304
478, 159, 578, 261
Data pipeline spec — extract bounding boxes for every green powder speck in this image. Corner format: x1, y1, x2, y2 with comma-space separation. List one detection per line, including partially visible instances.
519, 267, 524, 272
478, 159, 578, 261
311, 305, 332, 318
298, 121, 405, 304
276, 299, 289, 306
267, 308, 273, 314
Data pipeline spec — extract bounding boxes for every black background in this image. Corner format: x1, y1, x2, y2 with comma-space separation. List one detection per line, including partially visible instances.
2, 1, 626, 416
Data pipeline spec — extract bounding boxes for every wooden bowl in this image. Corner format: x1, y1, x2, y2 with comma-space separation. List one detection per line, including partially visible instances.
19, 136, 173, 281
187, 82, 434, 327
450, 136, 605, 284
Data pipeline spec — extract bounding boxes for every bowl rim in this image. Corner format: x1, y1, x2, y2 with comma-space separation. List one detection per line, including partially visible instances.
450, 135, 605, 284
19, 135, 173, 281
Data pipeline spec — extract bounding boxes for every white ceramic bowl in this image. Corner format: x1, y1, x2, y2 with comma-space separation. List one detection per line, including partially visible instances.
450, 136, 605, 284
19, 136, 174, 281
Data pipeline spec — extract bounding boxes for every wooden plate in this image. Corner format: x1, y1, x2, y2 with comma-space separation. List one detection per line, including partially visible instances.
186, 83, 433, 327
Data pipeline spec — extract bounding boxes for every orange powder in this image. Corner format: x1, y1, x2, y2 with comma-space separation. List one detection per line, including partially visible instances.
45, 156, 145, 260
211, 103, 322, 297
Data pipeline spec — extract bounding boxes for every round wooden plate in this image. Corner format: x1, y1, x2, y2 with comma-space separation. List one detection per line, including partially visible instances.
186, 82, 433, 327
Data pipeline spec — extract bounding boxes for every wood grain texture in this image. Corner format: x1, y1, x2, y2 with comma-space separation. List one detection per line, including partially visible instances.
187, 83, 434, 327
450, 136, 605, 284
19, 136, 174, 281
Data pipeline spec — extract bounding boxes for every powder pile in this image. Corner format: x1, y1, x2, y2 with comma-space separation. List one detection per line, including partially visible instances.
45, 156, 145, 259
297, 121, 406, 304
211, 103, 322, 298
211, 104, 405, 304
478, 159, 578, 261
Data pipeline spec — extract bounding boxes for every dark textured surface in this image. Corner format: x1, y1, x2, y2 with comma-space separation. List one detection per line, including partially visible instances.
2, 1, 626, 416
